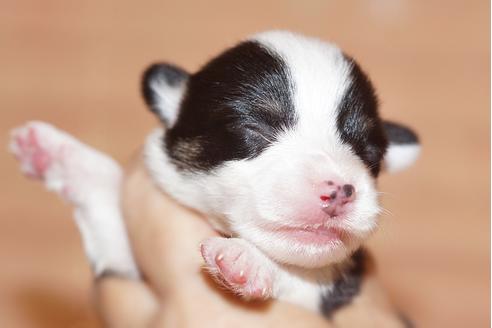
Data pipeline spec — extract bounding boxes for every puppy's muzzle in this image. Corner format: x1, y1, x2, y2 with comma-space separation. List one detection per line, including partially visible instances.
319, 181, 356, 218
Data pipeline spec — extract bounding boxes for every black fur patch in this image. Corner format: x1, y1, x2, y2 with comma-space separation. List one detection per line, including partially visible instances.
383, 121, 419, 145
320, 248, 366, 318
165, 41, 296, 171
337, 56, 388, 177
142, 62, 189, 122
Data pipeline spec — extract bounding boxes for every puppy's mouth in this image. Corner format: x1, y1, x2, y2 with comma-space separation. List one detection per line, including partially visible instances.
271, 223, 347, 245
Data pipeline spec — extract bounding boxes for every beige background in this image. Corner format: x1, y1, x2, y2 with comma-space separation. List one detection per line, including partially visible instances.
0, 0, 489, 327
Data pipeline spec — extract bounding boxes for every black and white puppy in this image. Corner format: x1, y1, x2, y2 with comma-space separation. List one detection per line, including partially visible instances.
142, 30, 420, 312
10, 30, 419, 319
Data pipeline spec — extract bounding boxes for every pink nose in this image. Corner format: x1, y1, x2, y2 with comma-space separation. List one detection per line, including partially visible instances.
319, 181, 356, 218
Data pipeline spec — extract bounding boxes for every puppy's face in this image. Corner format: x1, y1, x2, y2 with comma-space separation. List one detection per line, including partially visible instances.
143, 31, 420, 268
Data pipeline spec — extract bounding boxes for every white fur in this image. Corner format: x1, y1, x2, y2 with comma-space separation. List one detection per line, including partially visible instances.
150, 77, 186, 126
254, 30, 352, 134
10, 122, 139, 279
143, 128, 232, 232
384, 143, 421, 173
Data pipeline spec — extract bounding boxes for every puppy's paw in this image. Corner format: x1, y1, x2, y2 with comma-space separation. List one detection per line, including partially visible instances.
9, 121, 121, 205
10, 121, 56, 179
200, 237, 275, 300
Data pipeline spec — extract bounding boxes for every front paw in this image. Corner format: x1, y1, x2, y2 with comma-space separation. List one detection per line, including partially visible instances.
200, 237, 275, 300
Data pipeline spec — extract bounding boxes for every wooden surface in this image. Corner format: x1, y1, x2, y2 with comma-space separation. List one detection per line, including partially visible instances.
0, 0, 489, 327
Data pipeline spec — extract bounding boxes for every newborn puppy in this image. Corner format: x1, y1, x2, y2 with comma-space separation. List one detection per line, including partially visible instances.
10, 30, 419, 321
142, 30, 419, 311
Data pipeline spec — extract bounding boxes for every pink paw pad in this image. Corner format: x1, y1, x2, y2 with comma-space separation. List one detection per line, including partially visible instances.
215, 252, 248, 285
11, 125, 53, 178
200, 238, 273, 300
10, 121, 121, 206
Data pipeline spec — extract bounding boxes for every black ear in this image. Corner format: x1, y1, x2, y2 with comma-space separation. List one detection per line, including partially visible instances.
383, 121, 421, 173
142, 63, 189, 127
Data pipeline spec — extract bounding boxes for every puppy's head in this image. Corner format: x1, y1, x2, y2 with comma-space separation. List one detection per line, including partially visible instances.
143, 31, 420, 268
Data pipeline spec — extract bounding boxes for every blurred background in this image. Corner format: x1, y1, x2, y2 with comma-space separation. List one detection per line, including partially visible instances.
0, 0, 489, 327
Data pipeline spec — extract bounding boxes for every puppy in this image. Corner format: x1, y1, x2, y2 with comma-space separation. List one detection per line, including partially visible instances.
10, 30, 419, 322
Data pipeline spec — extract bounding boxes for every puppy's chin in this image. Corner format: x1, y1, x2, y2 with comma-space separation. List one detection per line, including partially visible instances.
237, 224, 369, 268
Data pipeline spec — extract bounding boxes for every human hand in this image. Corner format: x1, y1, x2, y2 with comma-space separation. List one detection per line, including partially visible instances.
96, 156, 330, 327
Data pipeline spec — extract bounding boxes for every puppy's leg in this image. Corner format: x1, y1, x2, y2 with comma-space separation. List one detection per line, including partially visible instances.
9, 121, 139, 279
200, 237, 278, 300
